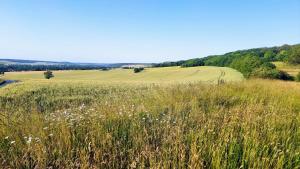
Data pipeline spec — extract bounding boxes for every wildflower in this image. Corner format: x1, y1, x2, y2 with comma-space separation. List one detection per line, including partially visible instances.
35, 137, 41, 142
43, 127, 48, 130
5, 136, 9, 139
79, 103, 85, 110
10, 141, 15, 144
49, 134, 53, 137
26, 137, 32, 144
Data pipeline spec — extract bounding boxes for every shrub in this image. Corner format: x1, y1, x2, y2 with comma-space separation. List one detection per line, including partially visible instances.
43, 70, 54, 79
277, 71, 294, 81
100, 67, 110, 71
133, 67, 144, 73
251, 67, 294, 80
251, 67, 279, 79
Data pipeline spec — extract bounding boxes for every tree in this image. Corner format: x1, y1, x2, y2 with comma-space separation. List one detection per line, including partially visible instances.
263, 50, 276, 61
44, 70, 54, 79
0, 71, 4, 76
287, 46, 300, 64
229, 55, 263, 78
133, 67, 144, 73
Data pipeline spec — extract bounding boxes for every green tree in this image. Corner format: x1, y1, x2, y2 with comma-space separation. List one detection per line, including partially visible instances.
264, 50, 276, 61
230, 55, 263, 78
287, 46, 300, 64
133, 67, 144, 73
44, 70, 54, 79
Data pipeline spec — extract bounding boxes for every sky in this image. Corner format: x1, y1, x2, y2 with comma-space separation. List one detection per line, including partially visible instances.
0, 0, 299, 63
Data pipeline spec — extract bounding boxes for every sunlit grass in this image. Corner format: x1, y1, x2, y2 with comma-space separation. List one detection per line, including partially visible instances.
0, 79, 299, 168
3, 66, 244, 83
273, 61, 300, 76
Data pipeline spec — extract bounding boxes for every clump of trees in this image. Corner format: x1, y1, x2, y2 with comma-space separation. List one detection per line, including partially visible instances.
153, 61, 185, 67
44, 70, 54, 79
181, 58, 204, 67
100, 67, 111, 71
134, 67, 144, 73
287, 45, 300, 65
154, 44, 300, 80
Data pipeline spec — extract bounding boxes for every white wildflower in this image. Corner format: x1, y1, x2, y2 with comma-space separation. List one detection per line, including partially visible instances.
35, 137, 40, 142
27, 137, 32, 144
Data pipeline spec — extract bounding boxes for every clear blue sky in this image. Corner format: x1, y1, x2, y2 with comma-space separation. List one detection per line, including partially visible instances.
0, 0, 299, 63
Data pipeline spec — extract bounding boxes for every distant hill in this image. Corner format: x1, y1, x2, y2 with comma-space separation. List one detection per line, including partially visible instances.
0, 59, 104, 66
0, 59, 153, 67
0, 59, 153, 72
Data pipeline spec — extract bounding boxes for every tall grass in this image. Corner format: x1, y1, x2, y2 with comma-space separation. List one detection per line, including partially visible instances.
0, 80, 299, 168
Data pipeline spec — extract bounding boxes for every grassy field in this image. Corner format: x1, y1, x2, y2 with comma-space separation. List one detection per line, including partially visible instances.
273, 61, 300, 77
3, 66, 244, 84
0, 67, 300, 168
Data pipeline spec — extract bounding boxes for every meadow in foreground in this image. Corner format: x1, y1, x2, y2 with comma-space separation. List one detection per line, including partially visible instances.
0, 79, 299, 168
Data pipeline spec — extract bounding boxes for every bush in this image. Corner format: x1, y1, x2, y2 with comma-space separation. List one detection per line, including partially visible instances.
251, 67, 280, 79
296, 72, 300, 82
44, 70, 54, 79
251, 67, 294, 81
100, 67, 111, 71
133, 67, 144, 73
277, 71, 294, 81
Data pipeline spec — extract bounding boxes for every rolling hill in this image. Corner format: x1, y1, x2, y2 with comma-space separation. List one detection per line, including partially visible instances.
3, 66, 244, 84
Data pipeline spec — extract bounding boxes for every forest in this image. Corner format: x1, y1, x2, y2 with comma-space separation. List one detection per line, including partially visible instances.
154, 44, 300, 80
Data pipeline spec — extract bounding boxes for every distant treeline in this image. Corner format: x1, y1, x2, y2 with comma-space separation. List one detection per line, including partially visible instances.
154, 44, 300, 80
0, 64, 108, 72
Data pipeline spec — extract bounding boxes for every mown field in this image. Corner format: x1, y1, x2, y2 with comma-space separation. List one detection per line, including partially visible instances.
0, 67, 299, 168
3, 66, 244, 83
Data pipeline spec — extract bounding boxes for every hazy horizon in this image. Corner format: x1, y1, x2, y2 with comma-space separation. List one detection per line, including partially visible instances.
1, 0, 300, 63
